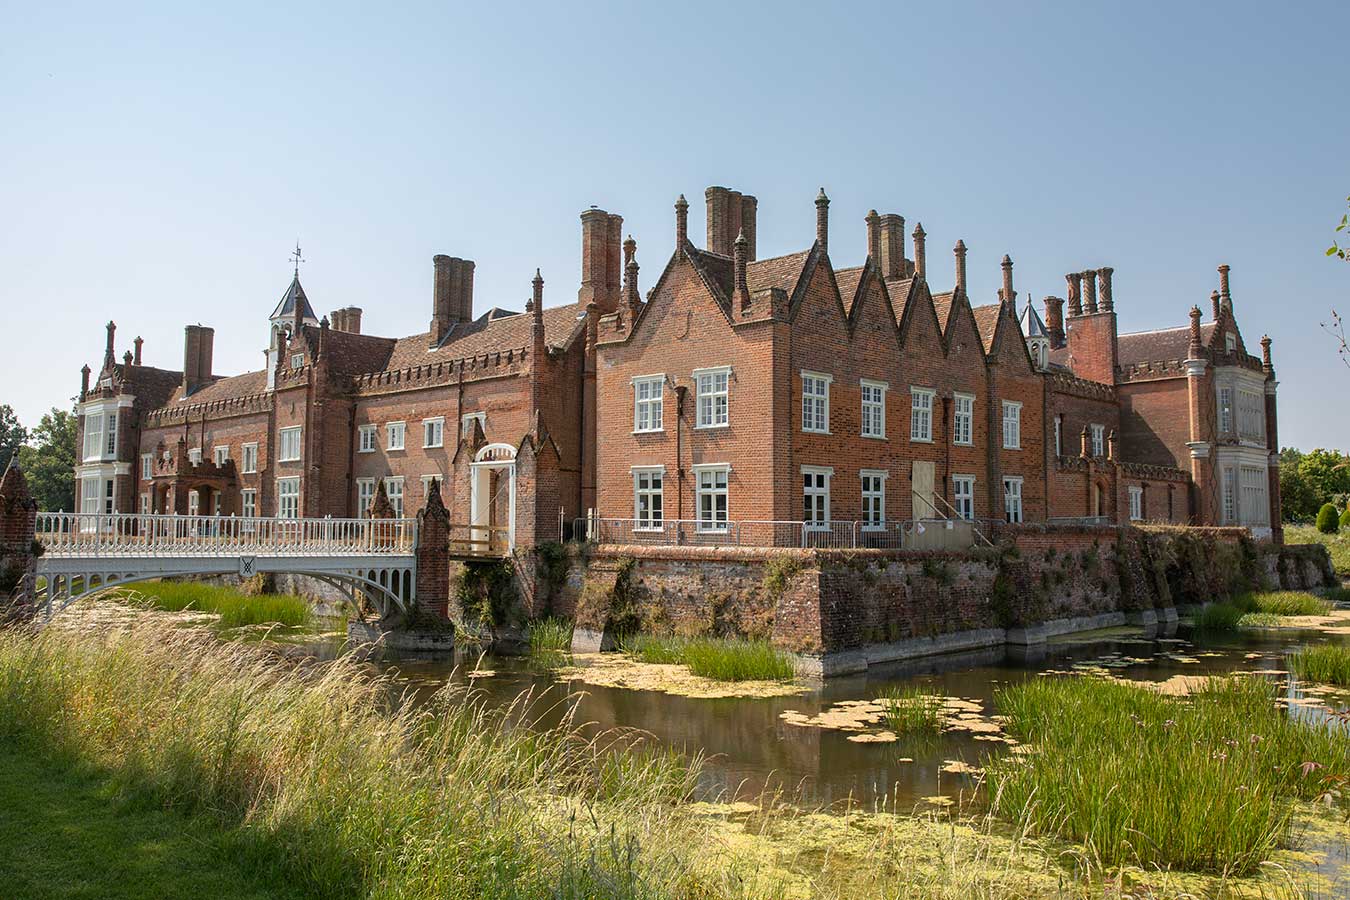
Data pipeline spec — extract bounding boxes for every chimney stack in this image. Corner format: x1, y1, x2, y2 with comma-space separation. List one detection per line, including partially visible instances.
103, 321, 116, 371
1098, 267, 1114, 312
133, 336, 143, 365
430, 255, 474, 345
182, 325, 215, 395
1066, 272, 1083, 317
865, 210, 881, 262
330, 306, 363, 334
578, 208, 623, 313
80, 364, 91, 400
675, 194, 689, 248
733, 229, 750, 314
1260, 335, 1273, 376
1189, 305, 1204, 357
1001, 254, 1015, 305
878, 214, 906, 279
1210, 289, 1222, 321
623, 234, 642, 318
954, 240, 968, 295
1081, 269, 1098, 314
1044, 296, 1066, 348
1218, 264, 1231, 308
705, 187, 757, 260
912, 222, 926, 279
815, 188, 829, 255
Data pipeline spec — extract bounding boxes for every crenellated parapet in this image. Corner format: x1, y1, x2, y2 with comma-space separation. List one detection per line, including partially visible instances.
1117, 460, 1190, 482
1049, 371, 1116, 402
146, 391, 274, 427
1118, 358, 1190, 382
352, 346, 530, 397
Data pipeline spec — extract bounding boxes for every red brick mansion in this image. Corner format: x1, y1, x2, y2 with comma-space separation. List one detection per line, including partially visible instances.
74, 185, 1282, 549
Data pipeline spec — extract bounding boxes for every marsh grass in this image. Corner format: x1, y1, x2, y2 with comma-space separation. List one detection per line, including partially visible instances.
878, 686, 945, 736
987, 675, 1350, 875
1289, 643, 1350, 686
1243, 591, 1333, 617
1192, 602, 1247, 631
115, 581, 311, 629
527, 617, 573, 668
622, 635, 796, 682
0, 620, 762, 900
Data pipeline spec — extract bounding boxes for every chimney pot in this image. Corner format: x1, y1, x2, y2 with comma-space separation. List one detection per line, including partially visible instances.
1260, 334, 1273, 375
1081, 269, 1098, 314
80, 364, 91, 399
133, 336, 143, 366
1098, 266, 1114, 312
1001, 254, 1015, 305
1210, 289, 1222, 321
1066, 272, 1083, 317
1044, 296, 1066, 348
865, 210, 881, 262
1217, 264, 1231, 303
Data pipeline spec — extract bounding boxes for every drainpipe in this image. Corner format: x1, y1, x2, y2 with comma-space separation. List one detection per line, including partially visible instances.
675, 385, 687, 521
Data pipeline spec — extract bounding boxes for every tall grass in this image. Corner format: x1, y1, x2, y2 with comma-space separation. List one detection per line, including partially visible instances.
116, 581, 311, 629
878, 686, 944, 736
1284, 524, 1350, 577
527, 617, 573, 665
1243, 591, 1333, 617
0, 620, 762, 900
987, 675, 1350, 875
622, 634, 795, 682
1290, 643, 1350, 686
1191, 602, 1246, 631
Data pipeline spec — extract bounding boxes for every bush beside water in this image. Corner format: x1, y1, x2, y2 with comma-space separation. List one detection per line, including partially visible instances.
987, 675, 1350, 874
622, 635, 795, 682
116, 581, 311, 629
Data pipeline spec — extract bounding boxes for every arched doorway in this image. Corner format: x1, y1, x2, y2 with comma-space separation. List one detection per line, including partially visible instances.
471, 443, 516, 550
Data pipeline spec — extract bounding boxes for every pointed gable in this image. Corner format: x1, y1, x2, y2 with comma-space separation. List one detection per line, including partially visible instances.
896, 277, 944, 354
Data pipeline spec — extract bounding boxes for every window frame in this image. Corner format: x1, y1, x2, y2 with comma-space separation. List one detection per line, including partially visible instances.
952, 392, 974, 446
386, 421, 406, 452
801, 465, 833, 531
276, 476, 300, 518
860, 379, 887, 439
1003, 476, 1024, 524
693, 366, 731, 430
631, 465, 665, 531
632, 375, 666, 434
910, 387, 935, 443
290, 352, 305, 369
1001, 400, 1022, 450
357, 424, 377, 453
860, 469, 887, 530
213, 445, 229, 467
240, 489, 257, 519
423, 417, 445, 449
1128, 485, 1143, 521
278, 426, 302, 462
384, 476, 405, 518
1090, 424, 1105, 458
82, 413, 104, 462
141, 453, 153, 481
801, 372, 832, 435
952, 475, 976, 521
460, 411, 487, 438
692, 463, 730, 532
241, 442, 259, 474
355, 478, 376, 516
187, 447, 202, 465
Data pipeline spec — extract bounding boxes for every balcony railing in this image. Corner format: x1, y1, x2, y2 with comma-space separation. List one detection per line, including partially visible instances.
35, 512, 418, 557
572, 518, 970, 550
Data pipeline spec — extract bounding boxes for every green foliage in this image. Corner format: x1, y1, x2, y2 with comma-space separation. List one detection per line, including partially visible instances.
1341, 506, 1350, 529
1316, 502, 1341, 534
533, 541, 570, 604
1284, 524, 1350, 577
621, 634, 795, 682
1328, 194, 1350, 260
115, 581, 311, 629
0, 404, 26, 474
456, 559, 517, 628
1244, 590, 1333, 617
878, 686, 944, 736
988, 675, 1350, 874
15, 406, 76, 512
1191, 602, 1246, 631
1290, 643, 1350, 686
527, 617, 573, 660
760, 554, 803, 599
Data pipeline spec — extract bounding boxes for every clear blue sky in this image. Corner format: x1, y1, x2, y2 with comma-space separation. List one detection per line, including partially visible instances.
2, 1, 1346, 448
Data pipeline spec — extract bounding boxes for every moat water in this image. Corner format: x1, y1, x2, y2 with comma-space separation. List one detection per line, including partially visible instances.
355, 621, 1350, 813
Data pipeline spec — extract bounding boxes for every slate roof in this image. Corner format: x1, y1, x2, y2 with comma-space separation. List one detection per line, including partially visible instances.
269, 276, 318, 324
1019, 300, 1048, 338
1117, 323, 1215, 366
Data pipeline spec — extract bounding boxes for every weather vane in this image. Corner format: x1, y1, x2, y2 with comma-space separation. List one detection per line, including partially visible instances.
290, 240, 305, 277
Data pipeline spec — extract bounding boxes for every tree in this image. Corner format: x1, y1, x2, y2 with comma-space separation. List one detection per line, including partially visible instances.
0, 404, 26, 473
1326, 195, 1349, 369
1280, 458, 1319, 521
17, 407, 77, 512
1297, 448, 1350, 509
1316, 503, 1340, 534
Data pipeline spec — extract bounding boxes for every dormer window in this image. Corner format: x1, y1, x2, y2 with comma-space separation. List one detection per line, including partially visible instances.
1225, 333, 1236, 354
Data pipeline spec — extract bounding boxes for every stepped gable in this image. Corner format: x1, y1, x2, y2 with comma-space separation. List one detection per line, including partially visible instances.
384, 302, 585, 371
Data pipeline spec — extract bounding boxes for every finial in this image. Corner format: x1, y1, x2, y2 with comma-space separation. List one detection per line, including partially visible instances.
912, 222, 927, 279
532, 268, 544, 315
1210, 289, 1222, 321
623, 233, 636, 263
1001, 254, 1015, 306
1188, 305, 1203, 356
320, 315, 329, 329
815, 188, 829, 254
954, 240, 968, 294
674, 194, 689, 248
123, 350, 132, 366
290, 240, 304, 277
1260, 334, 1273, 375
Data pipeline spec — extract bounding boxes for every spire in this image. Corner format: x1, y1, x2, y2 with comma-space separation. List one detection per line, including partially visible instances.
954, 240, 968, 295
815, 188, 829, 254
675, 194, 689, 248
912, 222, 927, 279
290, 240, 304, 277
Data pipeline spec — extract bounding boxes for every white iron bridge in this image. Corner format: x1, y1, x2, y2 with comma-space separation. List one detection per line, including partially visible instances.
33, 512, 420, 620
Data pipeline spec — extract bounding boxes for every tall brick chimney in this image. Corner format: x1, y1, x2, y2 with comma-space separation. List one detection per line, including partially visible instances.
133, 335, 143, 366
954, 240, 968, 295
430, 255, 474, 345
1098, 267, 1114, 312
815, 188, 829, 255
878, 214, 906, 279
182, 325, 214, 395
706, 187, 757, 260
1082, 269, 1098, 314
865, 210, 881, 261
330, 307, 363, 334
578, 208, 623, 313
1044, 296, 1066, 348
1001, 254, 1015, 305
912, 223, 926, 279
1062, 266, 1117, 385
1066, 272, 1083, 317
675, 194, 689, 248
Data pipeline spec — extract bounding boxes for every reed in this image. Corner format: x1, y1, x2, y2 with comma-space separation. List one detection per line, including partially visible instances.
878, 686, 944, 736
115, 581, 311, 629
1289, 643, 1350, 686
622, 634, 796, 682
526, 617, 573, 663
987, 675, 1350, 875
1243, 591, 1333, 617
1191, 602, 1245, 631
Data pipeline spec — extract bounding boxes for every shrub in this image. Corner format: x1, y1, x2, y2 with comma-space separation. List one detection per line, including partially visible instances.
1316, 503, 1340, 534
1289, 643, 1350, 686
987, 675, 1350, 874
878, 686, 944, 736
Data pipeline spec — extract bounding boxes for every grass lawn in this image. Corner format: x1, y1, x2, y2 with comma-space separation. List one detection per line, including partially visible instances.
1284, 524, 1350, 578
0, 746, 304, 900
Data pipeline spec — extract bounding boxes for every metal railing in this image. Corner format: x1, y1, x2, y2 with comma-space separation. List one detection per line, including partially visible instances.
575, 518, 943, 550
35, 512, 418, 557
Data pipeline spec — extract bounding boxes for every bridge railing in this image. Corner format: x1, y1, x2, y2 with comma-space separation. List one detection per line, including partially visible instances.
35, 513, 418, 557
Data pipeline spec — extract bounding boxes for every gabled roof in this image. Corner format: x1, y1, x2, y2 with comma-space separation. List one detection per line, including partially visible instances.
270, 276, 318, 324
748, 250, 812, 297
886, 277, 916, 327
299, 325, 397, 376
833, 265, 864, 315
384, 303, 585, 371
1019, 300, 1048, 339
1117, 322, 1216, 367
971, 303, 1002, 353
931, 291, 955, 334
121, 364, 184, 409
170, 370, 269, 405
